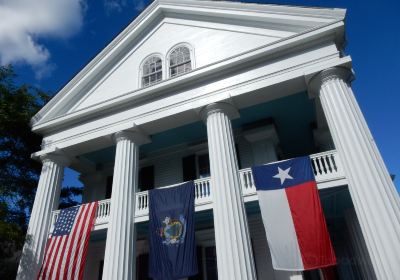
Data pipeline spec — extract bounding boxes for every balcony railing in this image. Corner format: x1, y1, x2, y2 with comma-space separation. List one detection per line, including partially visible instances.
50, 150, 345, 231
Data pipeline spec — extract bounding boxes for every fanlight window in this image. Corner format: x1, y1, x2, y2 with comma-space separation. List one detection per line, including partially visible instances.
169, 46, 191, 77
142, 56, 162, 87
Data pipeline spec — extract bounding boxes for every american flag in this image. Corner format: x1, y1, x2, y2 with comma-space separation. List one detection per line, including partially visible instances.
38, 202, 98, 280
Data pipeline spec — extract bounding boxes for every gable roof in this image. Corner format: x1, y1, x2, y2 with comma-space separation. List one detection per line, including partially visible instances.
31, 0, 346, 134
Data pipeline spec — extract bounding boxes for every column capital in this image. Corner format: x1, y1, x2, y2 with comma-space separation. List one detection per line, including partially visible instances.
199, 102, 239, 121
113, 128, 150, 146
307, 67, 354, 98
39, 151, 71, 167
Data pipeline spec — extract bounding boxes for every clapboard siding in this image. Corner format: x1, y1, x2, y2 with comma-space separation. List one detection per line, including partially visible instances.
248, 216, 276, 280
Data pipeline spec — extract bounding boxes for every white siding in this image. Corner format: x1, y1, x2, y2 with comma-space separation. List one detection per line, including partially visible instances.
249, 216, 276, 279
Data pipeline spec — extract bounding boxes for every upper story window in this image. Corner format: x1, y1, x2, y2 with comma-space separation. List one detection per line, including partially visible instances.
142, 56, 162, 87
169, 46, 192, 77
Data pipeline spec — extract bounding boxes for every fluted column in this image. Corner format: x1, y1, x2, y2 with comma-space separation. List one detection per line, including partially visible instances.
201, 103, 257, 280
17, 153, 69, 280
308, 67, 400, 279
102, 130, 149, 280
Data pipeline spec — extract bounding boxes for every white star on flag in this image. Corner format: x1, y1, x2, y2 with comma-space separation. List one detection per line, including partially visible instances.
273, 167, 293, 185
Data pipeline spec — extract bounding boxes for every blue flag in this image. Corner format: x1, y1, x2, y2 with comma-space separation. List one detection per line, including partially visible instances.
148, 181, 198, 280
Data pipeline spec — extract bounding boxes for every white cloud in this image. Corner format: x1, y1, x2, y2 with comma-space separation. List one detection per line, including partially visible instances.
103, 0, 146, 15
0, 0, 86, 79
134, 0, 146, 12
104, 0, 127, 14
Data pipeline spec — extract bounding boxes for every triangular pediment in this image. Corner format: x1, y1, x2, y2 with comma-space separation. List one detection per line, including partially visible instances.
31, 0, 345, 132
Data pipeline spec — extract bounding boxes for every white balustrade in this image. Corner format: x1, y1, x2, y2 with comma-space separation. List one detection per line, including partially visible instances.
95, 199, 111, 225
310, 150, 343, 183
135, 191, 149, 217
194, 177, 211, 204
134, 178, 212, 219
49, 150, 344, 231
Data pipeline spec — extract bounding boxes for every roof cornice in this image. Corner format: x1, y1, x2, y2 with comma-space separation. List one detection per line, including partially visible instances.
159, 0, 346, 20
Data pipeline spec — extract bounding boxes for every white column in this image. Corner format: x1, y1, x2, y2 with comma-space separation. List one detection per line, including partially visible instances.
17, 153, 69, 280
308, 67, 400, 279
201, 103, 257, 280
102, 130, 149, 280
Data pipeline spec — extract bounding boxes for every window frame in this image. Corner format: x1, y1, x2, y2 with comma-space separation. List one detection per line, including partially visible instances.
167, 43, 194, 78
140, 54, 163, 88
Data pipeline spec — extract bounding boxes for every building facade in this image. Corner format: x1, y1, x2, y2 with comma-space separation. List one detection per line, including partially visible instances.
17, 1, 400, 279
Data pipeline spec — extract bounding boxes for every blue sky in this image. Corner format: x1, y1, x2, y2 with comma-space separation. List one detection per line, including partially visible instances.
1, 0, 398, 190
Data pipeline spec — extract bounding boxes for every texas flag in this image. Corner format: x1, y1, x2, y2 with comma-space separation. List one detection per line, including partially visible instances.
251, 156, 336, 271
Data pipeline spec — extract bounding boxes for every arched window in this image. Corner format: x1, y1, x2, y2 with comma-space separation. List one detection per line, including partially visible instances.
142, 56, 162, 87
169, 46, 191, 77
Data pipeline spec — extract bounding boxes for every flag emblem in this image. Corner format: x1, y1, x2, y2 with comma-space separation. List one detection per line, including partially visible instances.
252, 156, 336, 271
159, 215, 187, 245
37, 202, 98, 280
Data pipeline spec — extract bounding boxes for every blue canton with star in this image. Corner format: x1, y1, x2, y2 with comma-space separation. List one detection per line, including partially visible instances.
251, 156, 315, 191
53, 206, 79, 237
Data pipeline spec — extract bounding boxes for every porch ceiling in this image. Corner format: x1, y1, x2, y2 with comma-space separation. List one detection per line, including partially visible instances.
80, 91, 315, 165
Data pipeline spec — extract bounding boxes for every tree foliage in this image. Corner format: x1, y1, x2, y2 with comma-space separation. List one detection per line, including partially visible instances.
0, 65, 48, 226
0, 65, 82, 278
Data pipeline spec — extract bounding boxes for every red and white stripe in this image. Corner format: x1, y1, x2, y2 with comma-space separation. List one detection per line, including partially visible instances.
38, 202, 98, 280
257, 182, 336, 271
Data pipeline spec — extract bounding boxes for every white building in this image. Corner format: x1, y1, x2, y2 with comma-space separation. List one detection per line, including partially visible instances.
17, 0, 400, 279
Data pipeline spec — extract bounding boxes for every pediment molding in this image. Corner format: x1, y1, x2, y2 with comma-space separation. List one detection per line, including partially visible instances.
31, 0, 346, 133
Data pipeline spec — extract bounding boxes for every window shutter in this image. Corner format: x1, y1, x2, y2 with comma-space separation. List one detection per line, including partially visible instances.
139, 165, 154, 191
189, 246, 204, 280
98, 260, 104, 280
235, 144, 242, 169
182, 154, 196, 181
136, 254, 150, 280
105, 176, 113, 199
197, 153, 210, 178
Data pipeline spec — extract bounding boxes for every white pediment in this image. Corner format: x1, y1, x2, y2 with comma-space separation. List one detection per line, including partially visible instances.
31, 0, 345, 132
70, 21, 289, 112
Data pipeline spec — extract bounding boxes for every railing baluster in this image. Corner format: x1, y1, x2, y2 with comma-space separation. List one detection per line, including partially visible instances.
325, 155, 333, 173
98, 204, 101, 218
199, 183, 202, 198
199, 182, 202, 198
317, 157, 323, 175
250, 171, 255, 190
331, 154, 338, 172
